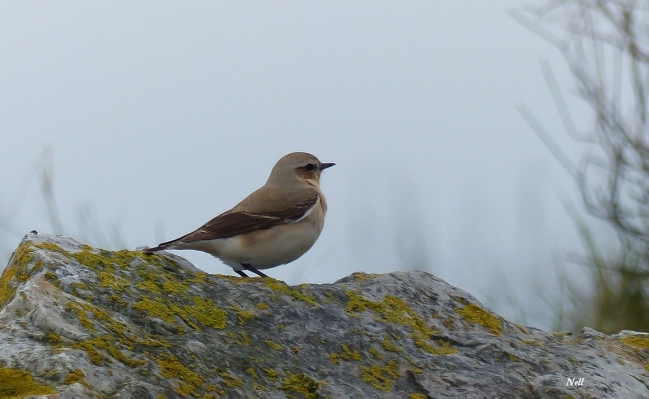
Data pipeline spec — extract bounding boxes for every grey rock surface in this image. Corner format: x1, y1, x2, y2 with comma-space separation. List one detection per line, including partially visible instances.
0, 233, 648, 398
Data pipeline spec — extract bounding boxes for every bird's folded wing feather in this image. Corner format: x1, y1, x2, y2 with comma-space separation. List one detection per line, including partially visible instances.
166, 192, 319, 244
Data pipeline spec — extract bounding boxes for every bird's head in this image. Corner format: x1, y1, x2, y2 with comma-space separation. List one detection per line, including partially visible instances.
267, 152, 335, 186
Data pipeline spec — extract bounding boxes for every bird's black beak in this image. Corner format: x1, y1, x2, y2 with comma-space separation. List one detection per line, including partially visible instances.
320, 162, 335, 170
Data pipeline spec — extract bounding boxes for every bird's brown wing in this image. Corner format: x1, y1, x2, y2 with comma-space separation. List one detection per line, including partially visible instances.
158, 192, 319, 246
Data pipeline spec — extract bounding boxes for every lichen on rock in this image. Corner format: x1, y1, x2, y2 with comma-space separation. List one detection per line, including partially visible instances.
0, 366, 55, 397
0, 233, 647, 398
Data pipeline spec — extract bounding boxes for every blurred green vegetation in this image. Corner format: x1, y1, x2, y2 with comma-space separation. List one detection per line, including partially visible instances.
518, 0, 649, 333
0, 147, 126, 264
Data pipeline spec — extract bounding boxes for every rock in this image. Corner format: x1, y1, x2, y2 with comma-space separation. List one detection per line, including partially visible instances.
0, 233, 647, 398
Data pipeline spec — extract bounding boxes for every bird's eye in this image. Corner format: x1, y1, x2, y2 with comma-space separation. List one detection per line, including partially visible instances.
304, 163, 317, 172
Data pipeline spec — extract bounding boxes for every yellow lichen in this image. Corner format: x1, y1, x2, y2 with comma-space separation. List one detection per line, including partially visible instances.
97, 271, 130, 292
132, 297, 185, 329
380, 335, 403, 354
156, 353, 204, 395
219, 371, 243, 388
246, 367, 258, 379
68, 247, 135, 272
409, 394, 426, 399
135, 281, 161, 294
409, 334, 457, 355
185, 297, 226, 329
34, 244, 144, 301
344, 290, 455, 358
173, 382, 195, 396
620, 335, 649, 349
521, 338, 542, 347
369, 347, 384, 360
264, 339, 282, 350
515, 324, 530, 335
46, 331, 62, 345
43, 271, 57, 281
330, 343, 362, 364
71, 340, 103, 365
263, 278, 317, 305
0, 244, 34, 307
455, 304, 502, 336
162, 280, 189, 297
339, 344, 361, 361
227, 331, 251, 346
66, 299, 133, 338
0, 366, 55, 397
360, 359, 400, 392
72, 336, 145, 367
229, 306, 254, 325
264, 368, 279, 381
323, 291, 338, 304
239, 331, 251, 345
255, 302, 268, 309
279, 372, 322, 399
63, 369, 86, 385
137, 336, 170, 348
133, 295, 226, 332
66, 301, 96, 332
442, 317, 457, 333
351, 272, 381, 281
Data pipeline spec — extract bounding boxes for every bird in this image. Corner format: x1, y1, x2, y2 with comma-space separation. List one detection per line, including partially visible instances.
143, 152, 334, 278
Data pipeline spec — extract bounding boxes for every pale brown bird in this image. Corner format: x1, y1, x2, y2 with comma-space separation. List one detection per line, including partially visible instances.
143, 152, 334, 277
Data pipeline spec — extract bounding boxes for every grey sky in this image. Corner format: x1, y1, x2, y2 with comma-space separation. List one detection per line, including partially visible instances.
0, 1, 603, 329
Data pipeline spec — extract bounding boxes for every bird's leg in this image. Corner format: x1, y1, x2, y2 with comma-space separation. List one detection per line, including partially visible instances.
235, 270, 249, 277
242, 264, 269, 278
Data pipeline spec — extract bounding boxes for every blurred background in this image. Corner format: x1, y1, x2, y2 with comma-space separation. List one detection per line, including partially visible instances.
2, 1, 647, 333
